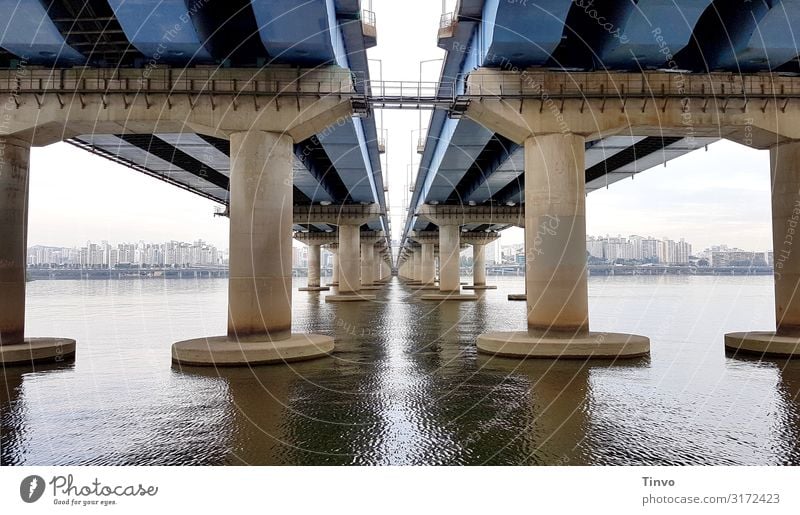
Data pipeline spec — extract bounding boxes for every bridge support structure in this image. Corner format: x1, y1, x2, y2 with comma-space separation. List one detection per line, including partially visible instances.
461, 232, 500, 290
460, 67, 800, 357
326, 243, 340, 286
359, 231, 384, 290
294, 232, 336, 292
173, 131, 336, 366
0, 137, 76, 365
726, 141, 800, 357
409, 232, 439, 290
403, 246, 421, 284
0, 65, 358, 367
473, 134, 648, 358
420, 223, 476, 301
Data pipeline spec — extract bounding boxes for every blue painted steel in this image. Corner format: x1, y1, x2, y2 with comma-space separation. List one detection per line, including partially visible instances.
480, 0, 572, 67
710, 0, 800, 71
602, 0, 713, 69
425, 120, 494, 202
0, 0, 84, 64
249, 0, 346, 65
107, 0, 213, 64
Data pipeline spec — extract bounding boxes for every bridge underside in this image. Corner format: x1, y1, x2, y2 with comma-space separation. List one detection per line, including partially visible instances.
0, 0, 386, 237
406, 0, 800, 244
68, 130, 382, 234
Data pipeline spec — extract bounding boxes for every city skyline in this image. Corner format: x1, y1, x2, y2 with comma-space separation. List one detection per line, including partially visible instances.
28, 137, 771, 256
28, 239, 227, 268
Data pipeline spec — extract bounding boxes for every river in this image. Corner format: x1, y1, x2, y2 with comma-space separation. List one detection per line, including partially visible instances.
2, 275, 798, 465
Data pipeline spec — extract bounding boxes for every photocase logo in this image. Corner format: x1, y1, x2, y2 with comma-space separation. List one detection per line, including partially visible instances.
20, 475, 45, 503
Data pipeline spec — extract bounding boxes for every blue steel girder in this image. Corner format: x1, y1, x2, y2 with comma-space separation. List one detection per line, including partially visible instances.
0, 0, 85, 64
250, 0, 346, 65
423, 119, 495, 203
600, 0, 713, 69
107, 0, 214, 64
479, 0, 572, 67
674, 0, 800, 72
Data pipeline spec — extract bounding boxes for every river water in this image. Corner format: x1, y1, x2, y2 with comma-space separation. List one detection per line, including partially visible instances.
2, 275, 799, 465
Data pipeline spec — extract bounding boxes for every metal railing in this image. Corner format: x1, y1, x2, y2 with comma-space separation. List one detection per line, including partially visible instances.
358, 79, 457, 110
0, 67, 357, 97
438, 12, 456, 39
462, 71, 800, 99
6, 69, 800, 116
362, 9, 377, 29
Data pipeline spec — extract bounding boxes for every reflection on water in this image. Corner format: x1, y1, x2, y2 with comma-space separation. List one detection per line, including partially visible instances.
2, 275, 800, 465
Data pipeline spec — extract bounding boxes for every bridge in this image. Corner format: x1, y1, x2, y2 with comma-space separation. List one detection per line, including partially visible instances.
1, 0, 799, 366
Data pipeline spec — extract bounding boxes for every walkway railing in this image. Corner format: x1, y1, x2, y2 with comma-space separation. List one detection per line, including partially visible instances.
5, 68, 800, 117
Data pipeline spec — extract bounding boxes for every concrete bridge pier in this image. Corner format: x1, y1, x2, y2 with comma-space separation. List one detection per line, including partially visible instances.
409, 232, 438, 290
726, 141, 800, 357
421, 242, 436, 287
399, 251, 414, 281
359, 232, 383, 290
422, 224, 477, 301
326, 243, 339, 286
376, 250, 391, 283
462, 232, 500, 290
405, 247, 421, 284
326, 225, 376, 302
0, 137, 76, 365
414, 250, 423, 284
398, 254, 407, 280
172, 131, 334, 366
294, 232, 335, 292
476, 134, 648, 358
302, 245, 328, 292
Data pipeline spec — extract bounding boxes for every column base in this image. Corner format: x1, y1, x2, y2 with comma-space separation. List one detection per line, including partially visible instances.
326, 282, 339, 287
463, 285, 497, 290
508, 294, 526, 301
412, 284, 440, 290
299, 286, 330, 292
477, 331, 649, 358
325, 292, 377, 302
724, 331, 800, 357
360, 285, 383, 290
421, 292, 478, 301
0, 337, 76, 365
171, 333, 334, 366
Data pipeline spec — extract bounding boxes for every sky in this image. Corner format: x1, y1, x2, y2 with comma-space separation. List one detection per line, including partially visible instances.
26, 0, 773, 254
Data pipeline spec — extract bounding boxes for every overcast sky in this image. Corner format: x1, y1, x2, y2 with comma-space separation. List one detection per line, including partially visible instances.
27, 0, 773, 253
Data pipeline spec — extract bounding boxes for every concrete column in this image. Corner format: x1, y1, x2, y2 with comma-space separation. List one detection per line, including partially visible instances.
331, 247, 339, 285
726, 140, 800, 355
338, 224, 361, 293
173, 130, 333, 365
476, 133, 648, 357
438, 224, 461, 293
0, 138, 74, 365
421, 243, 435, 285
0, 138, 29, 346
414, 250, 422, 282
524, 134, 589, 333
360, 241, 374, 286
326, 226, 375, 301
373, 252, 383, 283
227, 130, 294, 341
308, 244, 321, 287
772, 141, 800, 334
473, 243, 486, 286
